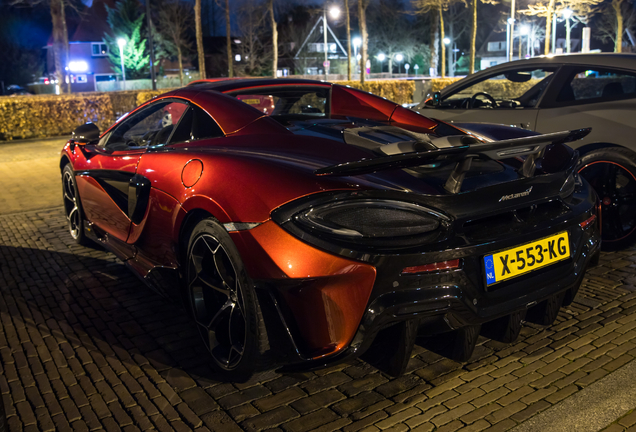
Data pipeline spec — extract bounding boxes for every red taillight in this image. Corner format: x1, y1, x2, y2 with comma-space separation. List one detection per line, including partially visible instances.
580, 214, 597, 229
402, 259, 460, 275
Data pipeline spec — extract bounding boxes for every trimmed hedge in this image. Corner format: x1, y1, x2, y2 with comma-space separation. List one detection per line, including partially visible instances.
337, 80, 415, 105
430, 78, 462, 93
0, 80, 416, 140
0, 94, 114, 140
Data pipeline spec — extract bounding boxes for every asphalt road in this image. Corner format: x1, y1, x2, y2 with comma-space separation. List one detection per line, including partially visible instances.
0, 138, 635, 432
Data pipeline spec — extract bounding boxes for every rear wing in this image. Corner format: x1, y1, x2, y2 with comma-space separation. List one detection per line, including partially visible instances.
314, 128, 590, 194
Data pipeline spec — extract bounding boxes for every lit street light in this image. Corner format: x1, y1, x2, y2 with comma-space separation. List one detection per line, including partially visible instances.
520, 25, 530, 58
443, 37, 452, 77
563, 8, 573, 53
377, 53, 386, 73
117, 38, 126, 90
323, 4, 340, 80
395, 53, 403, 75
353, 37, 361, 74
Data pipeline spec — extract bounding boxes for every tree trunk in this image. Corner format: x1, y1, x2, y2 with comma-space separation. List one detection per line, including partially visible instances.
61, 0, 70, 93
430, 17, 439, 76
440, 8, 446, 78
50, 0, 66, 93
359, 0, 368, 84
388, 56, 393, 75
269, 0, 277, 78
226, 0, 233, 77
470, 0, 477, 74
346, 0, 352, 81
195, 0, 206, 79
545, 0, 555, 54
614, 0, 623, 53
178, 46, 184, 86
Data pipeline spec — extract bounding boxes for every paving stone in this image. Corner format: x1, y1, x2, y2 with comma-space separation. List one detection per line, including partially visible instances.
281, 408, 339, 432
241, 406, 300, 432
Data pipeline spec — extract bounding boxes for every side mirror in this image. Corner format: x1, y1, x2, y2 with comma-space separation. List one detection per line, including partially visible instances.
71, 123, 100, 144
432, 92, 441, 106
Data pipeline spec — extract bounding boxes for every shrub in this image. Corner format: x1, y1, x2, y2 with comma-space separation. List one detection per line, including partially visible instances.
0, 94, 113, 140
336, 80, 416, 105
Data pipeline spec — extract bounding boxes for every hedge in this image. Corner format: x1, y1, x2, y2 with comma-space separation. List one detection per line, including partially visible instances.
337, 80, 415, 105
0, 94, 114, 140
0, 80, 415, 140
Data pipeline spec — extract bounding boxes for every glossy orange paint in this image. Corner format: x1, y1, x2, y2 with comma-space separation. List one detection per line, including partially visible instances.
231, 221, 377, 358
76, 176, 131, 241
181, 159, 203, 188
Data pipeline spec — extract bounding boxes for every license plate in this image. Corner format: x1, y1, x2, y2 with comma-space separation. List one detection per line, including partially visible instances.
484, 231, 570, 286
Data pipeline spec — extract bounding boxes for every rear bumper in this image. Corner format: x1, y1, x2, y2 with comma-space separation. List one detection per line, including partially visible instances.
238, 180, 600, 370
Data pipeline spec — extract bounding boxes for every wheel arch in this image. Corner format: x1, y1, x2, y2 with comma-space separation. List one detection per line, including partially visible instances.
176, 208, 215, 267
60, 155, 71, 172
575, 142, 626, 157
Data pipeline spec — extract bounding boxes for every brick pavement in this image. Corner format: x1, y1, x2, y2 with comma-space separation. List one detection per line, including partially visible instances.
0, 207, 635, 432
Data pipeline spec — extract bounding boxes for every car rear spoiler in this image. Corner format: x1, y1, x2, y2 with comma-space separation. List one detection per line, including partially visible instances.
315, 128, 590, 194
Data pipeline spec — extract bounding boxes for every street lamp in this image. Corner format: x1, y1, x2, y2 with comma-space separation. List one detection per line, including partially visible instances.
377, 53, 385, 73
323, 4, 340, 80
563, 8, 573, 53
520, 25, 530, 58
117, 38, 126, 90
506, 18, 514, 62
443, 37, 451, 77
353, 37, 361, 74
395, 53, 403, 75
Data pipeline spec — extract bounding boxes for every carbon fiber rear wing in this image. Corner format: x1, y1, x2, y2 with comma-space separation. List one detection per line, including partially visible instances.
315, 128, 590, 194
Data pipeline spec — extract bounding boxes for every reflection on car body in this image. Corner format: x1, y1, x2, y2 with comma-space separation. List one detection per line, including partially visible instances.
60, 78, 600, 380
415, 53, 636, 250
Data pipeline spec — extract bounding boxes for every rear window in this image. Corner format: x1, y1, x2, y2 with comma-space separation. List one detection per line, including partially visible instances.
227, 86, 330, 118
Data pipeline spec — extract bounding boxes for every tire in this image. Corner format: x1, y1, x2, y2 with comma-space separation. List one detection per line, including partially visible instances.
185, 218, 269, 380
578, 148, 636, 251
62, 164, 90, 246
481, 309, 526, 344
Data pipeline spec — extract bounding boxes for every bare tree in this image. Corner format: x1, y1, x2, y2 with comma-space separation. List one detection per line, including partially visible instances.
413, 0, 460, 77
226, 0, 233, 77
194, 0, 205, 78
595, 0, 636, 52
157, 0, 192, 86
345, 0, 352, 80
520, 0, 602, 53
234, 0, 270, 76
358, 0, 369, 83
269, 0, 277, 77
12, 0, 77, 93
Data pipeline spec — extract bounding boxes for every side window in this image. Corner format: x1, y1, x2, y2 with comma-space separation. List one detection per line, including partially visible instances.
103, 101, 188, 151
444, 68, 554, 109
556, 68, 636, 104
168, 105, 224, 145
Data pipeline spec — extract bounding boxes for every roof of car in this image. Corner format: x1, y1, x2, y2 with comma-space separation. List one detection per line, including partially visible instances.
186, 78, 332, 93
438, 53, 636, 95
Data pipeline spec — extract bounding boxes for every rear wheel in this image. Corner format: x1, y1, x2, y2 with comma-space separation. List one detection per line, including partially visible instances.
62, 164, 89, 246
185, 218, 268, 380
578, 148, 636, 251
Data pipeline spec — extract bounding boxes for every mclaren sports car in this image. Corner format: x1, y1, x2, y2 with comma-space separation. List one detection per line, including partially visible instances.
61, 79, 600, 379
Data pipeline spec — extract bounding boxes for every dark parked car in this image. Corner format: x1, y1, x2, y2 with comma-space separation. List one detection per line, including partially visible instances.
416, 53, 636, 250
61, 79, 600, 379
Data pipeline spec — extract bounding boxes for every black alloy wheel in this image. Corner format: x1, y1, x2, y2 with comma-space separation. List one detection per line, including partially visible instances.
62, 164, 89, 245
186, 218, 268, 378
578, 148, 636, 251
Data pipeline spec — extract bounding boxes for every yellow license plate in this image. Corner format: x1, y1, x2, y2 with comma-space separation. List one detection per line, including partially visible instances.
484, 231, 570, 286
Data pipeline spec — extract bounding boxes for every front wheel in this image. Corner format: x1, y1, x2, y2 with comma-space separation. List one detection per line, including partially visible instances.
185, 218, 269, 380
62, 164, 90, 246
578, 148, 636, 251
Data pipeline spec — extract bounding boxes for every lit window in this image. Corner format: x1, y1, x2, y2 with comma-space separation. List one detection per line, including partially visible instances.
92, 43, 109, 56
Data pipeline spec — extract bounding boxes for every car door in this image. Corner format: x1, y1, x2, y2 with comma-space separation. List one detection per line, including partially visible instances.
535, 66, 636, 150
74, 99, 189, 244
421, 66, 556, 131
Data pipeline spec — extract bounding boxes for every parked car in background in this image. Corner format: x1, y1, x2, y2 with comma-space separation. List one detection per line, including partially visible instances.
61, 79, 599, 380
3, 85, 31, 96
416, 53, 636, 250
